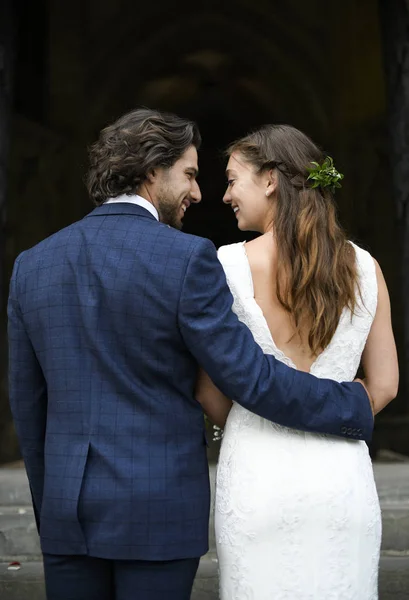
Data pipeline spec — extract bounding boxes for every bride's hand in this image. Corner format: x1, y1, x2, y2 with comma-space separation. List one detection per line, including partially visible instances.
354, 378, 375, 416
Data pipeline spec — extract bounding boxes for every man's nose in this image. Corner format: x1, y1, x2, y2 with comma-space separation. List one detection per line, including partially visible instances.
190, 181, 202, 204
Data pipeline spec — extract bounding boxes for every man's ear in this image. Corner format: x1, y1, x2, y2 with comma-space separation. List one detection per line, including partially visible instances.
146, 169, 156, 185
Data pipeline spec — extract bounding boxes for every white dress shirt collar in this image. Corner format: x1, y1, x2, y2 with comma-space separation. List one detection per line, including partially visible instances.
105, 194, 159, 221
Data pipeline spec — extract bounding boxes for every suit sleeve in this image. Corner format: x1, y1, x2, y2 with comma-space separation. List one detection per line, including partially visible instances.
8, 255, 47, 531
178, 238, 374, 441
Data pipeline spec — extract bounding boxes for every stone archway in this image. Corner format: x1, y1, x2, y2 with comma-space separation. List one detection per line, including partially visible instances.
81, 7, 336, 248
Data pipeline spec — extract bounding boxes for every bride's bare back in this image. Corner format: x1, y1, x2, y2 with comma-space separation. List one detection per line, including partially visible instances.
245, 233, 318, 372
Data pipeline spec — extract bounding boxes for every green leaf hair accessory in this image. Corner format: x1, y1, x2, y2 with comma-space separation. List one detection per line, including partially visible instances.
306, 156, 344, 193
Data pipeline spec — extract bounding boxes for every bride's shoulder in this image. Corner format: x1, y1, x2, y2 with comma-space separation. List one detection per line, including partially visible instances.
348, 240, 376, 274
347, 241, 379, 317
217, 241, 246, 265
217, 243, 249, 295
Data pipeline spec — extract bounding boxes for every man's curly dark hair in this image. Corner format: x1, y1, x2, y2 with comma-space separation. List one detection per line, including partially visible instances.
86, 108, 201, 205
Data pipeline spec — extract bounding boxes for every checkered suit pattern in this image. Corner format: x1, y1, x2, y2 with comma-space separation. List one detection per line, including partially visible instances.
8, 202, 374, 560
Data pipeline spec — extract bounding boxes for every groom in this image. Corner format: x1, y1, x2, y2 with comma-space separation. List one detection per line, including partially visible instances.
8, 108, 374, 600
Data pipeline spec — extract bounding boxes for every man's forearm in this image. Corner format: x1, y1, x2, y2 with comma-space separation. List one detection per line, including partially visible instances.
179, 239, 374, 441
230, 357, 374, 441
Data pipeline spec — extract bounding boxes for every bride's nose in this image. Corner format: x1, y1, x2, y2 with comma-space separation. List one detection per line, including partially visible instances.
223, 189, 232, 204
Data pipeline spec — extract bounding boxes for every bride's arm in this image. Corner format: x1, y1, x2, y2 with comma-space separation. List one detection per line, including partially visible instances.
196, 368, 233, 428
359, 260, 399, 415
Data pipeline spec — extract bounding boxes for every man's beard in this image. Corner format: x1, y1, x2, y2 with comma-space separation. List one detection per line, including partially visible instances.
156, 186, 183, 230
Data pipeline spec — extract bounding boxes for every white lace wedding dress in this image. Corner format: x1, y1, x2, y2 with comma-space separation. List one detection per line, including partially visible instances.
215, 241, 381, 600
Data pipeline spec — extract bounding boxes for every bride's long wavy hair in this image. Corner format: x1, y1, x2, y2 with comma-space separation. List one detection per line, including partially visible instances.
227, 124, 359, 356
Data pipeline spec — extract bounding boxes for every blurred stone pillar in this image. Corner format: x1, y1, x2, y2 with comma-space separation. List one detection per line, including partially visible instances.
0, 0, 15, 463
379, 0, 409, 413
0, 1, 14, 289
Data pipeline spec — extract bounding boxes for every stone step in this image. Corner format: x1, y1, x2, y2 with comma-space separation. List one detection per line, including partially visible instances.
0, 555, 408, 600
374, 463, 409, 504
0, 508, 41, 561
2, 503, 408, 560
379, 555, 409, 600
2, 463, 400, 508
0, 470, 31, 507
2, 464, 409, 560
379, 505, 409, 552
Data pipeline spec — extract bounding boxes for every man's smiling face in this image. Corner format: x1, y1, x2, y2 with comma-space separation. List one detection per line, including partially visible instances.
154, 146, 201, 230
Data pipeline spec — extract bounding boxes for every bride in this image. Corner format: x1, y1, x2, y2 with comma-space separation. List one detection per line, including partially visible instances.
196, 124, 398, 599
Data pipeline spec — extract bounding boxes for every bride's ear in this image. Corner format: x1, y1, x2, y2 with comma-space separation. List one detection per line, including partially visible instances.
265, 170, 278, 198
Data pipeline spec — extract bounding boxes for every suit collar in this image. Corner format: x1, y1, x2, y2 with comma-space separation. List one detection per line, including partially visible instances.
105, 194, 159, 220
86, 202, 157, 221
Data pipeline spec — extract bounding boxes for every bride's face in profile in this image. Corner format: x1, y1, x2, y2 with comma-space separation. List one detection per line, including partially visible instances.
223, 152, 276, 233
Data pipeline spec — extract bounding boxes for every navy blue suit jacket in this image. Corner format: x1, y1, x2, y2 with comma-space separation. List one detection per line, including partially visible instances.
8, 202, 373, 560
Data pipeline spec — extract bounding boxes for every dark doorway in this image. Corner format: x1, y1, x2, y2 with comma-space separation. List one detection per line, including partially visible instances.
2, 0, 406, 462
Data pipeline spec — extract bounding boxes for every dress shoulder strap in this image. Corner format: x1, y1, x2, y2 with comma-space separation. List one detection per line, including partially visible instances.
217, 242, 253, 301
349, 242, 378, 320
